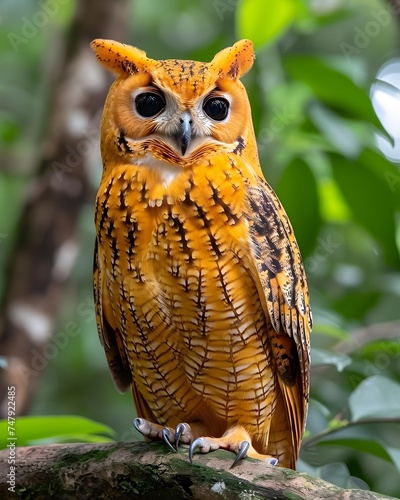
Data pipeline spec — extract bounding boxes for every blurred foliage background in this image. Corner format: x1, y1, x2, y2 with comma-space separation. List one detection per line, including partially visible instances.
1, 0, 400, 497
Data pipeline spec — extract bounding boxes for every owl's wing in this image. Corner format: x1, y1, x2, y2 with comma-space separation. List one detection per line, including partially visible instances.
93, 238, 131, 392
245, 178, 312, 461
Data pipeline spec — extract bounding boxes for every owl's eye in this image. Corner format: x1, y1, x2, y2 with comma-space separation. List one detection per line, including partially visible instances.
203, 97, 229, 121
135, 92, 165, 117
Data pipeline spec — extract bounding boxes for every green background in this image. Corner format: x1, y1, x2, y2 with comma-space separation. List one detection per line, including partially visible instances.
1, 0, 400, 496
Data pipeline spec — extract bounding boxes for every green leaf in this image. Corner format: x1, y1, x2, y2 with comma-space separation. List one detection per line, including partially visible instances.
285, 57, 382, 129
387, 447, 400, 471
318, 437, 393, 463
26, 433, 115, 446
0, 115, 20, 144
355, 339, 400, 360
236, 0, 303, 49
318, 462, 368, 490
360, 148, 400, 210
309, 398, 331, 418
276, 158, 321, 258
0, 415, 115, 449
311, 347, 351, 372
308, 102, 361, 158
299, 460, 369, 490
330, 153, 400, 268
319, 178, 351, 222
312, 322, 350, 343
349, 376, 400, 421
334, 290, 381, 321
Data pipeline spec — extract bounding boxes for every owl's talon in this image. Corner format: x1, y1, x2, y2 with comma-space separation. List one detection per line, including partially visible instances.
162, 428, 177, 452
174, 423, 185, 449
231, 440, 250, 468
133, 418, 142, 433
189, 437, 205, 462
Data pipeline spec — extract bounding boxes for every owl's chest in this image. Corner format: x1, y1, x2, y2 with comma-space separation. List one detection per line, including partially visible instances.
99, 161, 257, 333
97, 160, 249, 267
97, 160, 257, 329
124, 186, 246, 285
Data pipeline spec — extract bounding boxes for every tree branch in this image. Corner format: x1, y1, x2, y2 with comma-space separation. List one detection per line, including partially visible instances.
0, 441, 395, 499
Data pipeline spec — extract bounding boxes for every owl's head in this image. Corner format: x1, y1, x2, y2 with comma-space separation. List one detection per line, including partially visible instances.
91, 39, 258, 170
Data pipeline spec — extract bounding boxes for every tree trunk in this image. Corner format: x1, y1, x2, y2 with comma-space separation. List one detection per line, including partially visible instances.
0, 441, 395, 499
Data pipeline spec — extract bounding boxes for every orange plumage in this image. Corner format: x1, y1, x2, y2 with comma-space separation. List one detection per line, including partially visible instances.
91, 39, 311, 469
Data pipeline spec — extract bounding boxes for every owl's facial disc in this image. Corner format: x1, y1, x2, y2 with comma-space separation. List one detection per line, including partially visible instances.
131, 85, 232, 158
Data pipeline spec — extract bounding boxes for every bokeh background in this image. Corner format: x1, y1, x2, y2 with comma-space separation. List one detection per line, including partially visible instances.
1, 0, 400, 496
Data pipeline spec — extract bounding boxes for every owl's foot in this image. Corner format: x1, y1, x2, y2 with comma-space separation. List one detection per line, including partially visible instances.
133, 418, 192, 452
189, 426, 279, 468
134, 418, 278, 467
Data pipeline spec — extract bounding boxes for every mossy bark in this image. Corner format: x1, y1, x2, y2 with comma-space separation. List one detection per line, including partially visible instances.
0, 441, 396, 499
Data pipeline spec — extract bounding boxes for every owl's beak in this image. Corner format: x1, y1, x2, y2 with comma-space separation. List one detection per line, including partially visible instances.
179, 112, 192, 156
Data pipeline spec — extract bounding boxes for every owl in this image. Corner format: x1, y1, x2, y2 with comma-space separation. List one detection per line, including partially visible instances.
91, 38, 311, 469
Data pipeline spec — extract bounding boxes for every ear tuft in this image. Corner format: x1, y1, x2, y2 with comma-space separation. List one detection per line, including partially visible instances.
211, 39, 255, 80
90, 39, 150, 75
